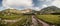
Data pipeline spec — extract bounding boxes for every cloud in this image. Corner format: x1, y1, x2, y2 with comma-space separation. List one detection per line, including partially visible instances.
38, 0, 45, 1
40, 0, 60, 8
0, 6, 6, 11
39, 0, 53, 2
34, 7, 40, 11
51, 0, 60, 8
37, 0, 53, 8
42, 4, 48, 8
2, 0, 60, 11
31, 7, 40, 11
2, 0, 33, 9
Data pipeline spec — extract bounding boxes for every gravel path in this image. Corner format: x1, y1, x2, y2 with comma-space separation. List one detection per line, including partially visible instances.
31, 15, 51, 26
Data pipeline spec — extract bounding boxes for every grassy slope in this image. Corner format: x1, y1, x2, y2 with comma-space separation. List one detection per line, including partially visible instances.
15, 15, 32, 26
0, 13, 24, 20
4, 15, 32, 26
0, 15, 31, 26
37, 15, 60, 25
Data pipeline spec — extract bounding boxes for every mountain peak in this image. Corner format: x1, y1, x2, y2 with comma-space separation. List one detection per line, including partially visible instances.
40, 6, 60, 14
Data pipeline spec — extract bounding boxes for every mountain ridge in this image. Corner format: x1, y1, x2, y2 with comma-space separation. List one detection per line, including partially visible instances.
39, 6, 60, 14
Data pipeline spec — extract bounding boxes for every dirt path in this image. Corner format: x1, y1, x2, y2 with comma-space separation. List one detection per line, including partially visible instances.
37, 18, 50, 26
2, 15, 55, 26
31, 16, 40, 26
31, 15, 50, 26
3, 18, 23, 23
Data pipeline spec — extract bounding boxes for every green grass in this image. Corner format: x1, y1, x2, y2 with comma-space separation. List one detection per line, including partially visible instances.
37, 15, 60, 25
0, 15, 31, 26
15, 15, 32, 26
5, 15, 32, 26
0, 13, 24, 20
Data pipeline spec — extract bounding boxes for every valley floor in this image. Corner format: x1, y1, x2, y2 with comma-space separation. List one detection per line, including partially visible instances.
0, 15, 60, 26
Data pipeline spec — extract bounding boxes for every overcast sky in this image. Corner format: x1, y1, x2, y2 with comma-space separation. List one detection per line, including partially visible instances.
0, 0, 60, 11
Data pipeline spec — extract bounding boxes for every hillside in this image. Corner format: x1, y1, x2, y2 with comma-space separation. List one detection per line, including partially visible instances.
0, 8, 33, 20
0, 8, 37, 19
0, 8, 60, 26
1, 9, 22, 14
40, 6, 60, 14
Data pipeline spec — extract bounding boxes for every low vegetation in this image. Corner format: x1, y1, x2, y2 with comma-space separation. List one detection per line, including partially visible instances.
0, 14, 32, 26
37, 15, 60, 25
0, 13, 23, 20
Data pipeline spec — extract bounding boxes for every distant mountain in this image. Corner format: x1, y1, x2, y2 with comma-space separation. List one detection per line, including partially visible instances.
0, 8, 39, 15
1, 9, 22, 14
0, 8, 35, 15
40, 6, 60, 14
